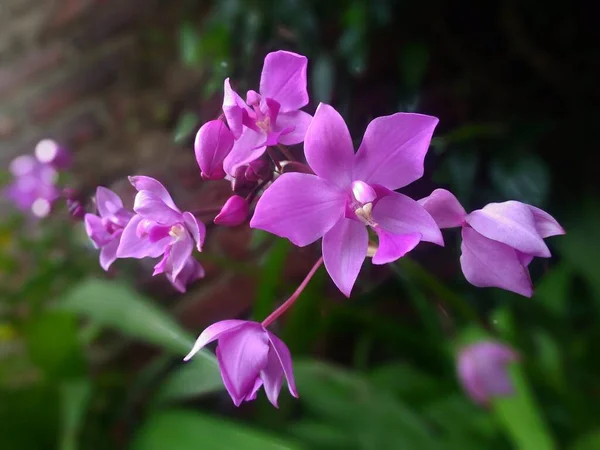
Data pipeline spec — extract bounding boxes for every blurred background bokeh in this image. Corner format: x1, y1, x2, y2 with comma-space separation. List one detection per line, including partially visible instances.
1, 1, 598, 449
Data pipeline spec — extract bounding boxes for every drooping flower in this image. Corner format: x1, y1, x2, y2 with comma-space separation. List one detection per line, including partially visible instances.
194, 120, 235, 180
251, 103, 443, 296
419, 189, 565, 297
4, 155, 60, 218
221, 50, 313, 176
184, 320, 298, 407
457, 341, 519, 405
84, 187, 134, 270
214, 195, 249, 226
116, 176, 206, 284
167, 256, 205, 293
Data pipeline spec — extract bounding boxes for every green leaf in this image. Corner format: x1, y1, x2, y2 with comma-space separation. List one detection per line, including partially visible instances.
570, 430, 600, 450
173, 112, 200, 143
25, 312, 85, 379
59, 379, 92, 450
534, 262, 572, 316
58, 278, 196, 355
490, 154, 550, 206
312, 54, 335, 103
179, 22, 202, 66
252, 239, 290, 321
492, 364, 556, 450
400, 43, 429, 91
130, 410, 304, 450
153, 357, 222, 405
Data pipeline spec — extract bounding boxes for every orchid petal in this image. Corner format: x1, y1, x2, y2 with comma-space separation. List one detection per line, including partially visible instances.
372, 229, 421, 265
96, 186, 124, 218
128, 176, 180, 212
354, 113, 439, 190
134, 190, 182, 225
216, 324, 270, 405
304, 103, 355, 188
222, 127, 267, 177
466, 201, 550, 257
182, 212, 205, 251
223, 78, 247, 139
183, 320, 249, 362
116, 215, 170, 259
460, 227, 533, 297
260, 349, 285, 407
167, 257, 204, 293
276, 110, 313, 146
250, 173, 345, 247
99, 236, 120, 271
418, 188, 466, 229
527, 205, 565, 238
244, 378, 263, 402
322, 218, 368, 297
84, 213, 110, 247
259, 51, 308, 112
169, 237, 194, 281
195, 120, 234, 180
266, 331, 298, 398
372, 191, 443, 245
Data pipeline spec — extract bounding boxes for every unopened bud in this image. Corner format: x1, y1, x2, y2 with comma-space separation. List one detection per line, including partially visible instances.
245, 160, 271, 182
232, 166, 257, 197
195, 120, 234, 181
214, 195, 249, 227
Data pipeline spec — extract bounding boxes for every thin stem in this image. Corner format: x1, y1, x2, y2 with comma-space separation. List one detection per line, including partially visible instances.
277, 144, 296, 162
266, 148, 282, 171
262, 256, 324, 328
246, 178, 271, 204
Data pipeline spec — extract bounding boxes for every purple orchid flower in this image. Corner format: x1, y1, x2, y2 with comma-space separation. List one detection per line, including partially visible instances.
251, 103, 443, 296
419, 189, 565, 297
167, 256, 205, 293
457, 341, 519, 406
184, 320, 298, 407
84, 187, 134, 270
4, 155, 60, 218
221, 50, 313, 176
195, 119, 235, 181
116, 176, 206, 283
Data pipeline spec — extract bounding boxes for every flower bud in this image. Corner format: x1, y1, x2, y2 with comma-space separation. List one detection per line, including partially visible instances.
457, 341, 519, 405
245, 159, 271, 182
214, 195, 249, 227
194, 120, 234, 181
232, 166, 257, 197
35, 139, 71, 170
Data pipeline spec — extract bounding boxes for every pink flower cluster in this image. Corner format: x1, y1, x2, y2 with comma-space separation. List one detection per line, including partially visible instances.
4, 140, 70, 218
6, 51, 563, 408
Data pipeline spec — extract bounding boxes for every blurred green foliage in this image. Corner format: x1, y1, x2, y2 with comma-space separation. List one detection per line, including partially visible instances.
2, 0, 598, 449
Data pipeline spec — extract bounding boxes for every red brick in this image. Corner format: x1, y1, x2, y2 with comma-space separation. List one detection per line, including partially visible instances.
0, 45, 65, 100
0, 115, 17, 139
30, 52, 128, 122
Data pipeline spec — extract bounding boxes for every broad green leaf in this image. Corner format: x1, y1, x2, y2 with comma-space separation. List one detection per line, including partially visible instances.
492, 364, 556, 450
25, 312, 85, 379
59, 379, 92, 450
570, 430, 600, 450
130, 409, 304, 450
153, 358, 222, 404
290, 420, 354, 449
369, 363, 443, 403
173, 112, 200, 143
252, 239, 290, 321
534, 262, 572, 316
58, 278, 195, 355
